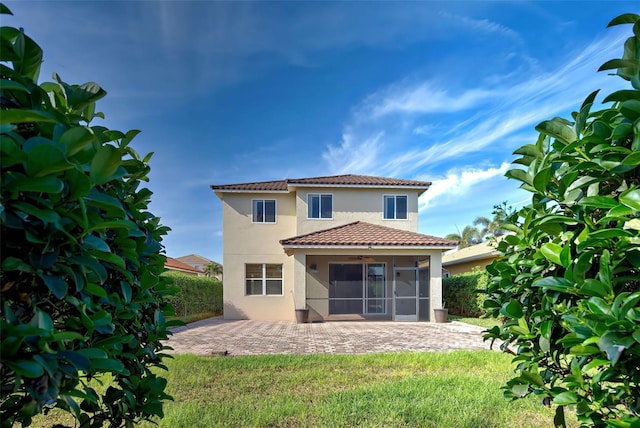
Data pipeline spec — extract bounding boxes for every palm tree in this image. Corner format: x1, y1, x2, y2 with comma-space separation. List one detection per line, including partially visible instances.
445, 225, 482, 249
446, 202, 514, 248
468, 202, 513, 241
204, 262, 223, 279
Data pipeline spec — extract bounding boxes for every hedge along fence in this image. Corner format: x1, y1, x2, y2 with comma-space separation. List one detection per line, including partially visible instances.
162, 271, 223, 318
443, 268, 489, 317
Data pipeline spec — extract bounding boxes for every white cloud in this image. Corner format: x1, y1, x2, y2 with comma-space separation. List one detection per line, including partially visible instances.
412, 124, 438, 136
362, 81, 497, 118
324, 27, 628, 180
418, 162, 511, 212
438, 10, 523, 44
322, 131, 384, 175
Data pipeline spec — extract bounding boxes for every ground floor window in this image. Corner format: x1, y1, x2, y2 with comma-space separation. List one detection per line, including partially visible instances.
245, 264, 283, 295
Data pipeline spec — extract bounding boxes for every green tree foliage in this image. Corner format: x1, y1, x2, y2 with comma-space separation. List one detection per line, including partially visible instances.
0, 6, 177, 427
483, 14, 640, 427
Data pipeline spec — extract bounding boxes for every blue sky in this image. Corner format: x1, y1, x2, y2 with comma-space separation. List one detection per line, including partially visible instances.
6, 1, 635, 263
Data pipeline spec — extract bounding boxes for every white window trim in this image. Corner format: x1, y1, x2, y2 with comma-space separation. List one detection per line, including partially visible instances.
245, 263, 284, 296
383, 194, 409, 221
307, 193, 334, 220
251, 199, 277, 224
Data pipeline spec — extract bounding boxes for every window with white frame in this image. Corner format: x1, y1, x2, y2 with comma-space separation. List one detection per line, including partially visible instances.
307, 194, 333, 219
245, 264, 283, 295
383, 195, 408, 220
252, 199, 276, 223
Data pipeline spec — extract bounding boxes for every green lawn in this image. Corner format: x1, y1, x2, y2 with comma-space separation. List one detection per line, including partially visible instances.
35, 351, 576, 427
449, 315, 501, 329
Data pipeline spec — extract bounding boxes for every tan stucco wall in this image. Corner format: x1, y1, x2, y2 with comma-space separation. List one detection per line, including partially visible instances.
294, 188, 420, 235
221, 192, 297, 321
444, 257, 496, 277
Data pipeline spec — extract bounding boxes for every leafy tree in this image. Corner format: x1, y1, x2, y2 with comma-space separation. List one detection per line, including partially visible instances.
483, 14, 640, 427
203, 261, 223, 279
1, 5, 176, 427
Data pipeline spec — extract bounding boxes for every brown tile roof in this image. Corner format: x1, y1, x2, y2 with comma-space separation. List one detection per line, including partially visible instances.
211, 174, 431, 192
287, 174, 431, 187
210, 179, 288, 192
165, 257, 204, 273
280, 222, 458, 248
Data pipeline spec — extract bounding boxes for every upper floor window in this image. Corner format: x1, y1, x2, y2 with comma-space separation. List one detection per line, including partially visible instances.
252, 199, 276, 223
384, 195, 408, 220
308, 194, 333, 219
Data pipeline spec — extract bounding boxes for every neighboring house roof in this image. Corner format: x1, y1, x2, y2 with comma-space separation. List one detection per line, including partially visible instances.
280, 221, 457, 249
176, 254, 213, 264
164, 257, 205, 274
211, 174, 432, 194
442, 241, 500, 266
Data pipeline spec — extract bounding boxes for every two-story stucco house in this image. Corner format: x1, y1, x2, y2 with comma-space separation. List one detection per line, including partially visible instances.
211, 174, 457, 322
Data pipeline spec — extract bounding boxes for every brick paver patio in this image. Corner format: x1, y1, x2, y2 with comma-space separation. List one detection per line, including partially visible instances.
167, 317, 497, 356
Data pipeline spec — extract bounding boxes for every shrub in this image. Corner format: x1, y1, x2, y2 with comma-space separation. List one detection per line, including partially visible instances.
443, 268, 488, 317
483, 13, 639, 427
1, 5, 176, 427
162, 272, 223, 319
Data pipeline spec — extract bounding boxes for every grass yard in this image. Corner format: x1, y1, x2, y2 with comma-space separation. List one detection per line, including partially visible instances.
34, 351, 576, 428
449, 315, 501, 329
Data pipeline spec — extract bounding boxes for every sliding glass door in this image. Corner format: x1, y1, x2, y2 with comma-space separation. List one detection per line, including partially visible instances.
329, 263, 386, 315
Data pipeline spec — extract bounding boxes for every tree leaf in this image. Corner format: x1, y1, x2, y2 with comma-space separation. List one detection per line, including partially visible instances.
83, 235, 111, 253
535, 118, 577, 145
607, 13, 640, 27
540, 242, 567, 267
602, 89, 640, 103
619, 188, 640, 211
597, 331, 635, 365
500, 299, 523, 319
579, 279, 613, 298
40, 275, 68, 300
621, 99, 640, 120
84, 283, 107, 298
0, 109, 58, 124
532, 277, 575, 292
533, 167, 552, 193
59, 126, 96, 156
68, 82, 107, 112
6, 360, 45, 378
26, 143, 73, 177
598, 59, 640, 72
553, 392, 579, 406
579, 196, 619, 209
12, 30, 43, 81
505, 168, 532, 186
90, 145, 121, 185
